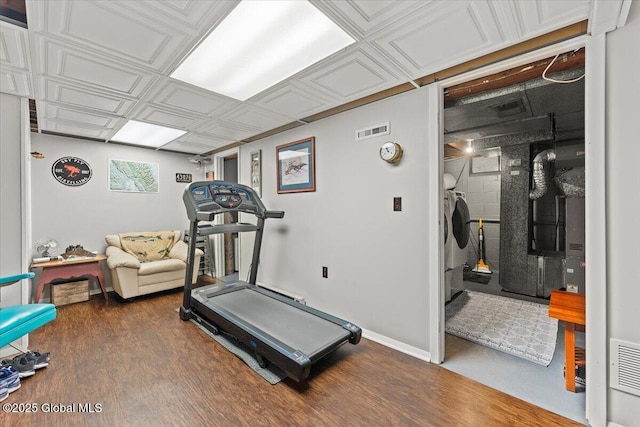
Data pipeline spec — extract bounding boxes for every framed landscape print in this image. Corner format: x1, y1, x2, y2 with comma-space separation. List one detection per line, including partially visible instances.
276, 137, 316, 194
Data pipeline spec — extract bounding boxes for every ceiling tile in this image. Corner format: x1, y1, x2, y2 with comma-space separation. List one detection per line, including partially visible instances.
515, 0, 591, 37
150, 79, 238, 117
36, 38, 157, 97
197, 120, 258, 142
39, 118, 113, 140
162, 133, 230, 154
298, 44, 406, 101
312, 0, 425, 39
220, 104, 294, 133
250, 81, 337, 119
41, 78, 136, 116
41, 1, 188, 72
41, 101, 120, 129
1, 67, 32, 97
0, 21, 30, 71
133, 104, 205, 129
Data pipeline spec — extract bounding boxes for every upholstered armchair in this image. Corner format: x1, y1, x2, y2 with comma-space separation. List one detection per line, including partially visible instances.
105, 230, 202, 299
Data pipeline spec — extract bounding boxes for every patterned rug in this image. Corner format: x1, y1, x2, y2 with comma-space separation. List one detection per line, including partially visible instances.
445, 290, 558, 366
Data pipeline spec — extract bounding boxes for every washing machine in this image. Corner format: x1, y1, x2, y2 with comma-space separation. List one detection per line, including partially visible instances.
443, 174, 470, 301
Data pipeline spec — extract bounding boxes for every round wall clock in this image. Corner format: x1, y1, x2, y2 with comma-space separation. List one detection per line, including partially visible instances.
379, 141, 403, 164
51, 157, 92, 186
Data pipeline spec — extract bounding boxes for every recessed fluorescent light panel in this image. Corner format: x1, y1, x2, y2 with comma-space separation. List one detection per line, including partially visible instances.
170, 0, 355, 101
111, 120, 187, 148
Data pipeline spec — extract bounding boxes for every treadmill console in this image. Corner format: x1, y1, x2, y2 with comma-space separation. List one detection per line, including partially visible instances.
184, 181, 265, 221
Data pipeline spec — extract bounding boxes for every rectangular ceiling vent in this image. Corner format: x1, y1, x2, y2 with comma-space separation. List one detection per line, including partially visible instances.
356, 122, 390, 141
611, 338, 640, 396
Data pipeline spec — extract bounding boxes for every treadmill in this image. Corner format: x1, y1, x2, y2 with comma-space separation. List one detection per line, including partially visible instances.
179, 181, 361, 382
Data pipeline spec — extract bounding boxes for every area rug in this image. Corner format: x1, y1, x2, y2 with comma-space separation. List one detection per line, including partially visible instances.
177, 309, 287, 384
445, 290, 558, 366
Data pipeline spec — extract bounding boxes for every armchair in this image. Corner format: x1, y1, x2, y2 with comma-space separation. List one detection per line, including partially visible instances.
105, 230, 202, 299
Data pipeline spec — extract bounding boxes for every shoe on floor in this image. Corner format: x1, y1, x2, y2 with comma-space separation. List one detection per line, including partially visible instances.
25, 350, 50, 370
1, 356, 35, 378
0, 367, 21, 394
0, 386, 7, 402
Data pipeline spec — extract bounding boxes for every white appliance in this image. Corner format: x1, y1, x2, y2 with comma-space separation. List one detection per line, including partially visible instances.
443, 174, 470, 301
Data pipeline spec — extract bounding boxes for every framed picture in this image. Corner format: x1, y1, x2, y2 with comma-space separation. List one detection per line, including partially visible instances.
250, 150, 262, 197
109, 159, 159, 193
276, 137, 315, 194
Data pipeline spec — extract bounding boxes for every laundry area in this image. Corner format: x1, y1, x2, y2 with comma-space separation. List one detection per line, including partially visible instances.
443, 48, 585, 302
440, 49, 587, 424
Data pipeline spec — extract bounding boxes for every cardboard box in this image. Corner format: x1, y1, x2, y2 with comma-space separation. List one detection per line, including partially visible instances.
51, 279, 90, 306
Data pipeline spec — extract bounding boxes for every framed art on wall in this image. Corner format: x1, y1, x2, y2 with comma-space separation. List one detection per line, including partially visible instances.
250, 150, 262, 197
109, 159, 159, 193
276, 137, 315, 194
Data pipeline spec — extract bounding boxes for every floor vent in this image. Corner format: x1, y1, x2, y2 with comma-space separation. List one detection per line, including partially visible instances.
356, 122, 390, 141
611, 338, 640, 396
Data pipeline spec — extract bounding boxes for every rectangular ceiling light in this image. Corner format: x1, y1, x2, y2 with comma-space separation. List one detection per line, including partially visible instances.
170, 0, 355, 101
111, 120, 187, 148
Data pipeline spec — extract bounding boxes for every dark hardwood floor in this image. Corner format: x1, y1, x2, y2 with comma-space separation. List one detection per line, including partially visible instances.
4, 289, 583, 426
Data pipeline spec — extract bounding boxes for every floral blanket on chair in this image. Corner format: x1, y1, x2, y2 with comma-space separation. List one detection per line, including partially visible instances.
118, 232, 175, 263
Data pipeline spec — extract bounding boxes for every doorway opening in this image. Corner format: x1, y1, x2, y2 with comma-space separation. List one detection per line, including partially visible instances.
440, 47, 586, 423
212, 149, 240, 283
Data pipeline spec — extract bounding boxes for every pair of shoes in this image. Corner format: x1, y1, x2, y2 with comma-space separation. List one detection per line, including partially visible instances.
1, 356, 35, 378
1, 350, 51, 378
0, 367, 21, 401
25, 351, 50, 370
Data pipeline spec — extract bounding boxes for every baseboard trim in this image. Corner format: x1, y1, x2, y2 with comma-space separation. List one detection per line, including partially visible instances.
362, 329, 431, 363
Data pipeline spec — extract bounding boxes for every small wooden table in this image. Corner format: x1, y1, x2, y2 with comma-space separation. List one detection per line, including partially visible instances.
548, 290, 586, 392
31, 254, 108, 303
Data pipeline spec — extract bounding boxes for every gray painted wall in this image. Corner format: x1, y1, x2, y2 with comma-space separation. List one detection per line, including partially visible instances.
0, 93, 24, 308
238, 87, 431, 351
606, 1, 640, 424
30, 133, 204, 298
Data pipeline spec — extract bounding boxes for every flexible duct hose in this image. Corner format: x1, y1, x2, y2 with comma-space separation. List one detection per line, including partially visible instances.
529, 149, 556, 200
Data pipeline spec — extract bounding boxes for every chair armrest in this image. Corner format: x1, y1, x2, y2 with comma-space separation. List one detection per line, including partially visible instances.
0, 272, 35, 287
169, 240, 203, 263
106, 246, 141, 269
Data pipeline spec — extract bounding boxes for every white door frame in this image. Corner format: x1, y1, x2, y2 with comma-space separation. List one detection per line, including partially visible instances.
212, 147, 240, 278
427, 35, 606, 424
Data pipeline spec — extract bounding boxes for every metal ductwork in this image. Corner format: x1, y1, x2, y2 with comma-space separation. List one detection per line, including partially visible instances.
529, 149, 556, 200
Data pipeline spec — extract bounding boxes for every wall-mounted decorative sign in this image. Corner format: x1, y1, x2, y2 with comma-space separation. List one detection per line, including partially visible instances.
176, 173, 192, 183
51, 157, 92, 186
250, 150, 262, 197
276, 137, 315, 194
109, 159, 159, 193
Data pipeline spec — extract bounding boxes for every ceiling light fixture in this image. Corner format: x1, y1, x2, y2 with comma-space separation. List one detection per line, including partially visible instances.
170, 0, 355, 101
465, 140, 474, 153
111, 120, 187, 148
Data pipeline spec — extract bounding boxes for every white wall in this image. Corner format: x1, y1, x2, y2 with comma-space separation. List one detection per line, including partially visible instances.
606, 1, 640, 425
30, 133, 204, 297
237, 87, 432, 352
0, 93, 24, 306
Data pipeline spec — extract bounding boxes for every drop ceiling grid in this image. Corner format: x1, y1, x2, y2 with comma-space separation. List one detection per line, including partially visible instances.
294, 43, 407, 103
368, 1, 509, 80
40, 77, 137, 117
248, 81, 339, 120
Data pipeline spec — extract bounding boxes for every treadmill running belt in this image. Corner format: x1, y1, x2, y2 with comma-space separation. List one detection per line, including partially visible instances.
205, 289, 350, 357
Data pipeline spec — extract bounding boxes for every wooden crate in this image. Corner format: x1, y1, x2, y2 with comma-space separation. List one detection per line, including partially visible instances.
51, 280, 90, 306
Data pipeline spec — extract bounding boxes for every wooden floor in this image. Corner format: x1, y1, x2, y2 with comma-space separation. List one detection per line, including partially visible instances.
4, 289, 583, 426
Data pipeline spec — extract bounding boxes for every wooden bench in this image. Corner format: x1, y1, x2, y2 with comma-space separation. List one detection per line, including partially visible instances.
548, 290, 586, 392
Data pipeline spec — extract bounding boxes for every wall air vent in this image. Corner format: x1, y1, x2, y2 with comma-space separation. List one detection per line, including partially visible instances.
611, 338, 640, 396
356, 122, 390, 141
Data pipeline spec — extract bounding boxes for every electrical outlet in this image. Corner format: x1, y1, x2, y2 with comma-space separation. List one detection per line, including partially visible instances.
322, 266, 328, 278
393, 197, 402, 211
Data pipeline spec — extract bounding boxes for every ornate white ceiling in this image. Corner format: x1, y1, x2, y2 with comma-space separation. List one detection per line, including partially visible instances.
0, 0, 624, 154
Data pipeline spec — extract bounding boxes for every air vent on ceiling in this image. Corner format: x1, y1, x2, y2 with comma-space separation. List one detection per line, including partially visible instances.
611, 338, 640, 396
491, 98, 526, 118
356, 122, 390, 141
